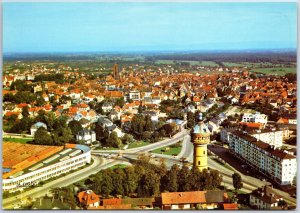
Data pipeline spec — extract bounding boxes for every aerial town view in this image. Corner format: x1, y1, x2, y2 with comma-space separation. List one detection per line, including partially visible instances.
2, 2, 297, 211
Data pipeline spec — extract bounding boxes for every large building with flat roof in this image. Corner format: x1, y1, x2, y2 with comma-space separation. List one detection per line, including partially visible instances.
228, 131, 296, 185
3, 142, 91, 192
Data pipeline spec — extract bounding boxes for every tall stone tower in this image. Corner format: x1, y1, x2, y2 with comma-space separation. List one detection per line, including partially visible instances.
192, 114, 210, 171
113, 64, 119, 79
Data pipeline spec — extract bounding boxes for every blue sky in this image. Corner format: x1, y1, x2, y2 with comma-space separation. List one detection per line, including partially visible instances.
3, 2, 297, 53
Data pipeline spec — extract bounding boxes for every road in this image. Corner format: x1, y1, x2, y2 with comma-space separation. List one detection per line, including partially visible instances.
3, 128, 296, 208
94, 131, 296, 206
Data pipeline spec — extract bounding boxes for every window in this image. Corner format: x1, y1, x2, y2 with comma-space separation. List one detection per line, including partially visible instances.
198, 161, 201, 166
203, 151, 205, 154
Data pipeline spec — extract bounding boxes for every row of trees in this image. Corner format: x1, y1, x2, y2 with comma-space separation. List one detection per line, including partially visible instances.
34, 73, 65, 84
87, 159, 223, 198
3, 91, 46, 105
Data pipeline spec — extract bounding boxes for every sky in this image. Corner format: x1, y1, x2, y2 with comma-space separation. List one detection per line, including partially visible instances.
3, 2, 297, 53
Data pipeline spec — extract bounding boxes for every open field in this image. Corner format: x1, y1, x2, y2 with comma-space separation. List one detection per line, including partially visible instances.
199, 61, 219, 66
151, 142, 182, 156
155, 59, 219, 67
3, 137, 33, 144
127, 141, 151, 149
250, 67, 296, 75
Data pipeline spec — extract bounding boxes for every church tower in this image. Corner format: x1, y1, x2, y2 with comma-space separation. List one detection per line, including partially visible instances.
192, 113, 210, 171
113, 64, 119, 79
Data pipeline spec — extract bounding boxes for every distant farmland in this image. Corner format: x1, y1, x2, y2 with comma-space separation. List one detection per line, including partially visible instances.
249, 67, 296, 76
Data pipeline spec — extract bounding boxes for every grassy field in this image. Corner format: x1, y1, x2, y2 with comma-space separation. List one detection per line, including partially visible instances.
155, 60, 219, 67
249, 67, 296, 75
155, 60, 175, 65
223, 62, 245, 67
3, 137, 33, 144
127, 141, 151, 149
110, 164, 129, 170
199, 61, 219, 67
152, 142, 182, 156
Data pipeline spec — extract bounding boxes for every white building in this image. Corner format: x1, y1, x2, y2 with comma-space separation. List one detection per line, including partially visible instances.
3, 144, 91, 192
102, 102, 114, 113
129, 91, 141, 101
250, 128, 283, 148
242, 112, 268, 125
229, 131, 296, 185
76, 129, 96, 145
30, 122, 47, 136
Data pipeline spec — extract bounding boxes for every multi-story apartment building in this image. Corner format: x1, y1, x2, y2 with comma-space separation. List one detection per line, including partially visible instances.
242, 112, 268, 125
248, 128, 283, 148
228, 131, 296, 185
221, 128, 283, 148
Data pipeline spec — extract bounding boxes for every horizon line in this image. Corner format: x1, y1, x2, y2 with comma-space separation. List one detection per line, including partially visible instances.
4, 48, 297, 55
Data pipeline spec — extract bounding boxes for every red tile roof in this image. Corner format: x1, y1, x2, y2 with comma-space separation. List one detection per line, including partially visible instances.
77, 190, 100, 205
223, 203, 239, 210
162, 191, 206, 205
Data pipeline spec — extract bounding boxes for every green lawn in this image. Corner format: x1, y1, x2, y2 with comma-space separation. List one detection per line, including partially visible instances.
3, 137, 33, 144
250, 67, 296, 76
155, 60, 175, 65
223, 62, 245, 67
110, 164, 129, 170
199, 61, 219, 67
151, 143, 182, 156
155, 60, 219, 67
127, 141, 151, 149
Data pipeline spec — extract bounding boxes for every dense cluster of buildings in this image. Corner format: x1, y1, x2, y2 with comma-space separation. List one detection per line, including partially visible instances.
2, 61, 297, 209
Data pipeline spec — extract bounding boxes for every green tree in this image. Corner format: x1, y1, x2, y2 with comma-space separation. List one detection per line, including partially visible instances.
45, 111, 56, 130
21, 106, 30, 118
115, 98, 125, 108
232, 172, 243, 191
100, 169, 114, 197
210, 169, 223, 189
34, 127, 53, 145
138, 104, 143, 114
141, 131, 152, 141
123, 166, 139, 196
106, 131, 122, 148
112, 168, 126, 196
178, 165, 191, 191
36, 97, 46, 107
68, 120, 83, 136
162, 164, 180, 192
122, 133, 134, 144
137, 170, 160, 197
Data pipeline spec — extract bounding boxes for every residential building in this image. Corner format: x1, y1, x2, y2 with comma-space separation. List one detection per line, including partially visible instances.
250, 128, 283, 148
76, 129, 96, 145
161, 190, 230, 210
77, 190, 100, 208
250, 185, 283, 210
228, 131, 297, 185
242, 112, 268, 125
